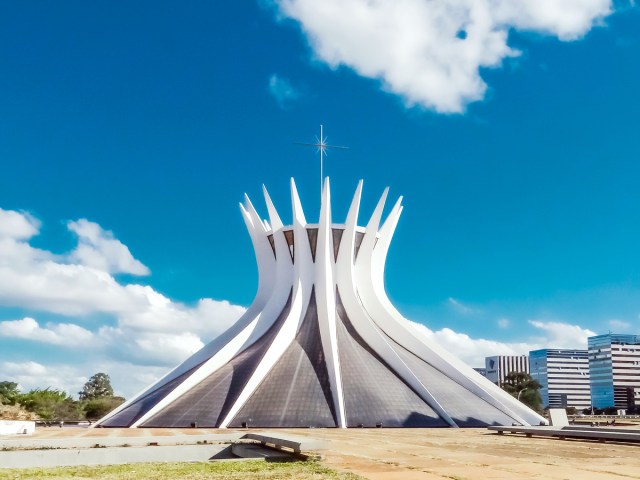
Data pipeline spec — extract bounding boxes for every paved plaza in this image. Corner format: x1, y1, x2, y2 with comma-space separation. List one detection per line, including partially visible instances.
3, 426, 640, 479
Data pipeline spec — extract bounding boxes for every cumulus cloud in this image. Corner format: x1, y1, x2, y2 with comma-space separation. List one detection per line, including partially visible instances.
0, 210, 244, 325
0, 361, 86, 394
0, 360, 163, 398
0, 208, 246, 379
0, 208, 40, 240
528, 320, 595, 349
95, 293, 245, 366
0, 317, 94, 346
0, 211, 140, 315
100, 327, 205, 366
412, 322, 536, 366
273, 0, 612, 112
67, 219, 150, 276
268, 74, 300, 107
412, 318, 595, 366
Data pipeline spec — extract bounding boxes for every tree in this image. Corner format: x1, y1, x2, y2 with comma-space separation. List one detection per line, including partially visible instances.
0, 381, 20, 405
79, 373, 114, 401
84, 396, 125, 420
18, 388, 83, 420
501, 372, 542, 412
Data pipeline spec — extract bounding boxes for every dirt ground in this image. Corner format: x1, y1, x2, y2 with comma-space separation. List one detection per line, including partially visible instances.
282, 428, 640, 480
9, 426, 640, 480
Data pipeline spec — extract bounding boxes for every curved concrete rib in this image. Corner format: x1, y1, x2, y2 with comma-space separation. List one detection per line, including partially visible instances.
337, 185, 456, 427
102, 192, 280, 427
129, 194, 291, 427
357, 199, 541, 426
315, 178, 347, 427
263, 185, 284, 231
219, 178, 313, 428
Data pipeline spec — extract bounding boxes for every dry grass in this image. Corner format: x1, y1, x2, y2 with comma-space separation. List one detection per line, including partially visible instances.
0, 460, 365, 480
0, 405, 38, 421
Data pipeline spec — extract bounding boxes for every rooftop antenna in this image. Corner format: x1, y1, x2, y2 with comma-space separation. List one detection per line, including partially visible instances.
294, 124, 348, 198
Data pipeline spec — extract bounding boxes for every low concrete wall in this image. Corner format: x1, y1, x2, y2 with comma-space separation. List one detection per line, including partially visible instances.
0, 421, 35, 436
0, 444, 231, 469
0, 431, 249, 469
0, 432, 244, 450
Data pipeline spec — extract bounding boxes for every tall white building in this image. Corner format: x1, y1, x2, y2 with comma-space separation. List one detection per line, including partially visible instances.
485, 356, 529, 385
529, 349, 590, 410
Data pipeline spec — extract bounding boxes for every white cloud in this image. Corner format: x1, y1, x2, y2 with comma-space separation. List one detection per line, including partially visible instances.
67, 219, 150, 276
0, 317, 94, 346
497, 317, 510, 328
412, 322, 536, 366
0, 259, 142, 316
411, 318, 595, 366
1, 360, 174, 399
1, 361, 86, 394
0, 208, 246, 376
134, 331, 203, 363
528, 320, 595, 349
273, 0, 612, 112
106, 329, 205, 366
0, 208, 40, 240
268, 74, 300, 108
0, 360, 155, 398
0, 213, 141, 315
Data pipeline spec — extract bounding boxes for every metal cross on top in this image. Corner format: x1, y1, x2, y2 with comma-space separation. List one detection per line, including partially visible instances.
294, 125, 348, 197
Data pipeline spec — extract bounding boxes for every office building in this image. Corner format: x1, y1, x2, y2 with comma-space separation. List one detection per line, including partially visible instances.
485, 355, 529, 385
529, 349, 590, 410
589, 334, 640, 410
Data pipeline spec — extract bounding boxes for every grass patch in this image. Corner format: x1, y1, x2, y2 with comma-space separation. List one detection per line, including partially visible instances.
0, 460, 365, 479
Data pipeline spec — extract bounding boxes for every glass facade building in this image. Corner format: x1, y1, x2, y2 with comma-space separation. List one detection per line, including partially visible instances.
529, 349, 590, 410
588, 334, 640, 410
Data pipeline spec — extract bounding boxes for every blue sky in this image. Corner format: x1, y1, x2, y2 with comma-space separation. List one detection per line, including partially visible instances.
1, 1, 639, 397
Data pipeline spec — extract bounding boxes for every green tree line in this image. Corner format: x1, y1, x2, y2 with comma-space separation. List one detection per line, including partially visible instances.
0, 373, 125, 422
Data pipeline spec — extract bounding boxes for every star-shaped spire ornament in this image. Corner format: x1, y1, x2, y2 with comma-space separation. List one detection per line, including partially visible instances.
294, 125, 348, 197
